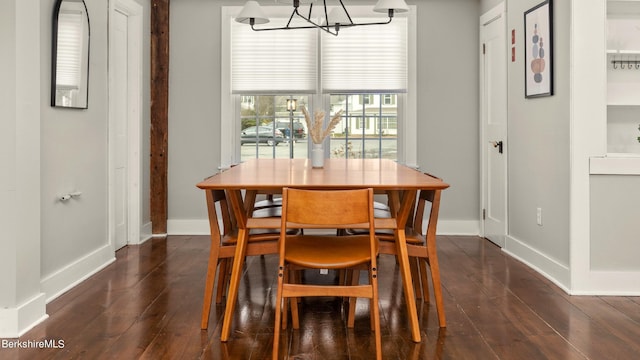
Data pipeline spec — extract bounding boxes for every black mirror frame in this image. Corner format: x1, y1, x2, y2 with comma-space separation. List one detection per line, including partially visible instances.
51, 0, 90, 109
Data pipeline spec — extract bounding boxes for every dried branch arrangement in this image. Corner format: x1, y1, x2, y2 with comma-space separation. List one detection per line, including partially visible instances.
301, 106, 343, 144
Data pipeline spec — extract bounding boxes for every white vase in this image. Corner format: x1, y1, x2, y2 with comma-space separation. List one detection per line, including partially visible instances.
311, 143, 324, 168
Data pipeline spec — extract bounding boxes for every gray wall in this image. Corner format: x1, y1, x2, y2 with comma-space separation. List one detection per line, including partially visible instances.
480, 0, 505, 13
39, 0, 151, 286
416, 0, 480, 223
168, 0, 482, 226
505, 0, 571, 267
40, 0, 109, 278
168, 0, 224, 223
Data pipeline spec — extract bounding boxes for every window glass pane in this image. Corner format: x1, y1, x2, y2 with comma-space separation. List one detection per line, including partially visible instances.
240, 95, 310, 161
329, 94, 398, 160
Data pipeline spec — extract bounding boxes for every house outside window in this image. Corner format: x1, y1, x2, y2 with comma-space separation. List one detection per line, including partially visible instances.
329, 94, 398, 159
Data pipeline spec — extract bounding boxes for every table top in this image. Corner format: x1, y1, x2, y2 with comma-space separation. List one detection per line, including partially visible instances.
197, 159, 449, 191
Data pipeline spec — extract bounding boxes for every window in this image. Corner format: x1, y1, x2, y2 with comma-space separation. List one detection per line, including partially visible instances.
239, 95, 310, 162
329, 94, 398, 159
221, 5, 416, 166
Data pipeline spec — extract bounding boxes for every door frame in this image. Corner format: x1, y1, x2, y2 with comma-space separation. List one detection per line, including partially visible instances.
108, 0, 143, 249
479, 2, 508, 244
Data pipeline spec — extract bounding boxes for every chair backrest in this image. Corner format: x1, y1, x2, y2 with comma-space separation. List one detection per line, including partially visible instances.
205, 189, 233, 239
281, 188, 374, 229
411, 173, 442, 238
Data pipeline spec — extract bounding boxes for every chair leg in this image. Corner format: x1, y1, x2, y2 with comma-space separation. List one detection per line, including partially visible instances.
339, 269, 347, 286
342, 269, 351, 305
215, 259, 229, 304
419, 259, 430, 303
282, 270, 289, 330
295, 270, 303, 304
427, 247, 446, 327
273, 265, 285, 360
288, 269, 301, 330
201, 239, 222, 329
347, 269, 360, 328
371, 266, 382, 360
410, 257, 422, 300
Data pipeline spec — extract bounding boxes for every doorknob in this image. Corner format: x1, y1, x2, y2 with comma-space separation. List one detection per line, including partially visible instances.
491, 140, 503, 154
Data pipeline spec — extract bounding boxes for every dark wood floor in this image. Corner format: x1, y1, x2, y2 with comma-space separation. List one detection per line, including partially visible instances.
4, 235, 640, 359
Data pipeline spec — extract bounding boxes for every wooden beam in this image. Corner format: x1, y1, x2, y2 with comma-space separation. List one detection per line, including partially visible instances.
150, 0, 169, 234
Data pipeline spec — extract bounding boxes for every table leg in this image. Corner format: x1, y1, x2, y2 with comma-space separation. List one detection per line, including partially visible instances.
393, 189, 421, 343
395, 228, 421, 342
220, 190, 249, 342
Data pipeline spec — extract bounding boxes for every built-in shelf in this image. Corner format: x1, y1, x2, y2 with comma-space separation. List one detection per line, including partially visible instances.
607, 11, 640, 154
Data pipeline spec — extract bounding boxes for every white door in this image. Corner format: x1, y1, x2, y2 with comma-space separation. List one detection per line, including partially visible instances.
480, 4, 508, 247
112, 9, 129, 250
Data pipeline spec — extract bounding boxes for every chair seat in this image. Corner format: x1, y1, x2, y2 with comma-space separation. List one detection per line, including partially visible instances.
377, 228, 425, 244
221, 228, 299, 245
373, 201, 390, 211
285, 235, 379, 269
253, 197, 282, 210
348, 227, 424, 245
253, 206, 282, 218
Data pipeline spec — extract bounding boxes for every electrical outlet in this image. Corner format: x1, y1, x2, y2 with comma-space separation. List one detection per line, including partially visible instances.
536, 207, 542, 226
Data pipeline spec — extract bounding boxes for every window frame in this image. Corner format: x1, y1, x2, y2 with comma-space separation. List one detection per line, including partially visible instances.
220, 5, 417, 168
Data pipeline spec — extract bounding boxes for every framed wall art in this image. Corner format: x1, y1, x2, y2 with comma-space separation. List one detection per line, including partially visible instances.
524, 0, 553, 98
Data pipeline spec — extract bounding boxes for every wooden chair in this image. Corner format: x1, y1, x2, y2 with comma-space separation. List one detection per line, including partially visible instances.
378, 178, 446, 328
273, 188, 382, 360
200, 189, 281, 329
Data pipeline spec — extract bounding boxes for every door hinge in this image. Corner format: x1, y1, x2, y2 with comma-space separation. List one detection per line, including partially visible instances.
482, 43, 486, 55
482, 209, 486, 220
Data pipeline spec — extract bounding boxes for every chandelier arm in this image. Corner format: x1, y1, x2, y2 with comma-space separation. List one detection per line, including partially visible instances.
247, 2, 398, 36
285, 8, 296, 28
322, 0, 334, 33
293, 7, 338, 36
250, 17, 392, 35
307, 3, 313, 19
250, 23, 319, 31
338, 17, 393, 28
338, 0, 355, 25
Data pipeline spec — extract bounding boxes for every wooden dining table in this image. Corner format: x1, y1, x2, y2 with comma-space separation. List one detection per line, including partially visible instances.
196, 158, 449, 343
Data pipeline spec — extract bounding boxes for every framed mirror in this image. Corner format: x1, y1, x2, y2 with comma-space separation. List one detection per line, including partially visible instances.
51, 0, 90, 109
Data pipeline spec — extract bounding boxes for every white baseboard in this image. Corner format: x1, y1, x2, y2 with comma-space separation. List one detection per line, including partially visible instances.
435, 220, 480, 236
503, 235, 571, 293
41, 244, 115, 303
0, 293, 48, 338
570, 270, 640, 296
167, 219, 210, 235
139, 221, 153, 244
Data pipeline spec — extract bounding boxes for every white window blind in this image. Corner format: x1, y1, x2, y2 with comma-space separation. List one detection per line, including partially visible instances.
231, 19, 317, 94
322, 18, 407, 93
56, 10, 84, 89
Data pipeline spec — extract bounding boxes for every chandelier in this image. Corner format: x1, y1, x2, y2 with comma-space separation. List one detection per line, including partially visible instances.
236, 0, 409, 36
